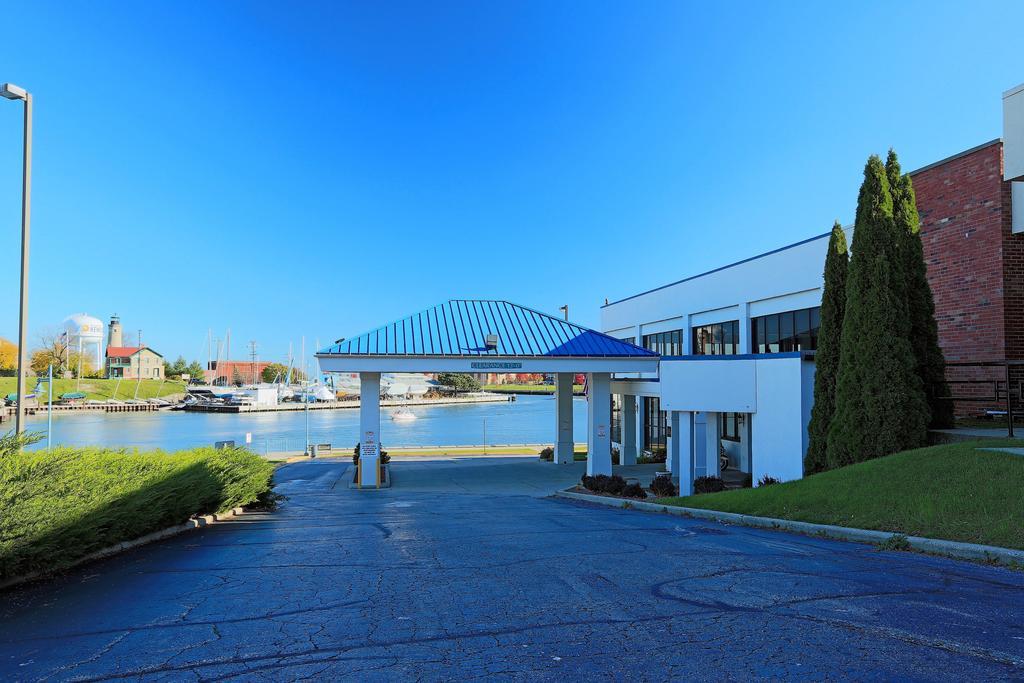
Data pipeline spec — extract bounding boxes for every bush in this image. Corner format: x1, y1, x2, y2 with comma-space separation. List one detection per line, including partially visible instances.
539, 446, 554, 461
757, 475, 781, 487
693, 476, 726, 494
580, 473, 629, 495
621, 482, 646, 499
0, 440, 275, 581
649, 474, 677, 497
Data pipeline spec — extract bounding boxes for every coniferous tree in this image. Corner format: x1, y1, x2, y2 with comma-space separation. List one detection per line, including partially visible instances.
805, 222, 848, 474
886, 150, 954, 428
826, 155, 928, 468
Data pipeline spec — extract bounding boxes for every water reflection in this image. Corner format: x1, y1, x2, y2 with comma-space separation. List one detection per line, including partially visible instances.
24, 395, 589, 452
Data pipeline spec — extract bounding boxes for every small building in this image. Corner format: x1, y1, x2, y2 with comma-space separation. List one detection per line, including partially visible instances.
207, 360, 274, 386
106, 346, 165, 379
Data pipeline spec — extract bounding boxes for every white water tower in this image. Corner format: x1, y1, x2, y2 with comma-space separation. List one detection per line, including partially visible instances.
63, 313, 104, 372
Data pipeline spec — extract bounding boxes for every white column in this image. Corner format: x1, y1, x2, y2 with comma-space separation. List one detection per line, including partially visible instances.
705, 411, 721, 478
359, 372, 382, 488
586, 372, 612, 476
620, 394, 637, 465
553, 372, 574, 464
739, 303, 752, 354
669, 411, 694, 495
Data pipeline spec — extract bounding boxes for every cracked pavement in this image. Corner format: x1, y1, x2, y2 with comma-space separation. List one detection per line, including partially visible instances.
2, 456, 1023, 681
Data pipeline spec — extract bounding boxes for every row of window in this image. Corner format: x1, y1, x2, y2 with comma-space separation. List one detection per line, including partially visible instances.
642, 330, 683, 357
751, 307, 820, 354
630, 306, 821, 357
692, 320, 741, 356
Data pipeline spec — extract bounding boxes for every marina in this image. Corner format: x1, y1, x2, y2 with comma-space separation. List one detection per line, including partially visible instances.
21, 394, 589, 453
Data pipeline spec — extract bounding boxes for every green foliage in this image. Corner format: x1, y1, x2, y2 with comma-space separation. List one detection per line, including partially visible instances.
805, 222, 848, 474
827, 155, 928, 468
654, 440, 1024, 551
887, 150, 954, 429
165, 356, 189, 378
0, 442, 275, 580
185, 360, 206, 380
693, 476, 726, 494
436, 372, 481, 392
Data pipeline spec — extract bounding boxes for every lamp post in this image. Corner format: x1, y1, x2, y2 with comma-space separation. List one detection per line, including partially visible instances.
2, 83, 32, 440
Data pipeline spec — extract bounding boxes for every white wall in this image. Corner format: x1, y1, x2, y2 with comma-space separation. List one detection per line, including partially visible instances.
749, 356, 813, 483
1004, 82, 1024, 182
601, 232, 831, 340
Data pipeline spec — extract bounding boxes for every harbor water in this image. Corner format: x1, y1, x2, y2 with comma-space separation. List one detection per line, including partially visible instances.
22, 394, 589, 452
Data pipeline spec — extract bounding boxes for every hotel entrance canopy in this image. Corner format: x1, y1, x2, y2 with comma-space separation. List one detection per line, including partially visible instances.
315, 299, 658, 374
315, 300, 658, 488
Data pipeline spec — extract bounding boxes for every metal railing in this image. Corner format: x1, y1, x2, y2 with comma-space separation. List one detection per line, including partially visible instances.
943, 360, 1024, 437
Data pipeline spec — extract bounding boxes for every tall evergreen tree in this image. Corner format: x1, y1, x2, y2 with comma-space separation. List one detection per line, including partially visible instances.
826, 155, 928, 468
886, 150, 954, 428
805, 222, 848, 474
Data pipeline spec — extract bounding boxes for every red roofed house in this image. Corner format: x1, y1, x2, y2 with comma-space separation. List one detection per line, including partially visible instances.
105, 346, 164, 379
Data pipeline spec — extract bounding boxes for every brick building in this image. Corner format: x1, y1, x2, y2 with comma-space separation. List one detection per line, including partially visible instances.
911, 140, 1021, 365
908, 83, 1024, 414
207, 360, 274, 385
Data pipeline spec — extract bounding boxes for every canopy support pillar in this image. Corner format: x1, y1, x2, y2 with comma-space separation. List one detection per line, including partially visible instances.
586, 372, 612, 476
358, 372, 381, 488
553, 373, 574, 464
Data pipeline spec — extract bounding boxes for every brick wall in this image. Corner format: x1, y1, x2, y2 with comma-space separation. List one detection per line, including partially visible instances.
911, 140, 1024, 415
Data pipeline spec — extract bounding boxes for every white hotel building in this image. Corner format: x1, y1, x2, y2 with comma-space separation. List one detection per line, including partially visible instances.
601, 233, 829, 493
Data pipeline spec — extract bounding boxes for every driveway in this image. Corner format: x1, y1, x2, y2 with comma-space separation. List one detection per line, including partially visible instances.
1, 457, 1023, 680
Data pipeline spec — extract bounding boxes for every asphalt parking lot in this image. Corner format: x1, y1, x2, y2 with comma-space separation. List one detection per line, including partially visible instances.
1, 456, 1023, 680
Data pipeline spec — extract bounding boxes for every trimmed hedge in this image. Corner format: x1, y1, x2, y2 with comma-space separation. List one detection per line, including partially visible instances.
0, 436, 275, 581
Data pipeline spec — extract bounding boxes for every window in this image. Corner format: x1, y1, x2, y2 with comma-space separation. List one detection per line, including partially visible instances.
610, 394, 622, 444
720, 412, 741, 441
642, 330, 683, 356
643, 396, 667, 456
751, 306, 820, 354
692, 320, 740, 355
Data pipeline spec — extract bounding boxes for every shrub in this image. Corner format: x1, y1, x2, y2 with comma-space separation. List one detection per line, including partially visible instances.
757, 475, 781, 487
580, 473, 629, 495
649, 474, 677, 497
693, 476, 726, 494
539, 446, 554, 461
604, 476, 626, 496
0, 443, 275, 581
621, 482, 646, 499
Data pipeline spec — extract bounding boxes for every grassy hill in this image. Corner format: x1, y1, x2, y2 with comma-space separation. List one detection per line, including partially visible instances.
656, 439, 1024, 551
0, 377, 187, 402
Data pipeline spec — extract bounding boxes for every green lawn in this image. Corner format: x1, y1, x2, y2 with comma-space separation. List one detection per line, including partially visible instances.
0, 435, 275, 581
0, 377, 186, 402
656, 439, 1024, 550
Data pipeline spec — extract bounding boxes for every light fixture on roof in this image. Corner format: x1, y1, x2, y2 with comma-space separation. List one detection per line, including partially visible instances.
485, 334, 499, 350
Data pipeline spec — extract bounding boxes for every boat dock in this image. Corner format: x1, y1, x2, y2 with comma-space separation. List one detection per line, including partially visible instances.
184, 394, 514, 414
4, 403, 164, 416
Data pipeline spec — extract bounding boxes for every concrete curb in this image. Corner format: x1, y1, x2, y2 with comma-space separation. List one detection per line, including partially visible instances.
554, 490, 1024, 568
0, 506, 250, 591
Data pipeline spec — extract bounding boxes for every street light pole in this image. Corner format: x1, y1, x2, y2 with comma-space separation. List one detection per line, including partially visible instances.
2, 83, 32, 441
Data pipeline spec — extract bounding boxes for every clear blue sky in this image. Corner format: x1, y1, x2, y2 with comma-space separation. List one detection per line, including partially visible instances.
0, 2, 1021, 367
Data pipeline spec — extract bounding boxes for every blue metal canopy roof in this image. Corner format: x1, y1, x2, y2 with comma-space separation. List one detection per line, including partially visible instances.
319, 300, 656, 358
